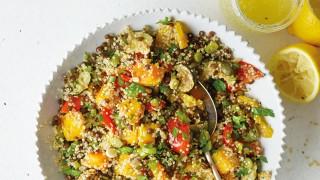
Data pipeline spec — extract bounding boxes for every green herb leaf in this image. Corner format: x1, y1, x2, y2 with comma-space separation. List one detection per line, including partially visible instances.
159, 85, 169, 94
251, 107, 275, 117
158, 115, 166, 124
84, 52, 91, 61
92, 122, 100, 126
178, 167, 184, 174
221, 99, 229, 107
202, 141, 212, 152
231, 129, 240, 139
157, 142, 168, 150
168, 43, 178, 53
182, 131, 189, 140
147, 160, 157, 171
126, 83, 146, 97
258, 155, 268, 163
231, 63, 240, 68
117, 147, 133, 154
96, 114, 103, 121
138, 176, 148, 180
151, 48, 164, 63
232, 116, 246, 128
172, 154, 179, 161
66, 141, 78, 157
236, 168, 249, 177
111, 54, 120, 67
160, 52, 166, 59
243, 129, 259, 142
212, 79, 226, 92
157, 17, 172, 25
177, 111, 191, 123
199, 130, 210, 147
172, 127, 179, 137
108, 76, 116, 83
85, 66, 92, 72
117, 75, 124, 86
61, 169, 81, 176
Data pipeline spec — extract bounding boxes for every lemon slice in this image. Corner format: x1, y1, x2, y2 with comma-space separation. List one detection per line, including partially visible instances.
267, 43, 320, 104
287, 0, 320, 46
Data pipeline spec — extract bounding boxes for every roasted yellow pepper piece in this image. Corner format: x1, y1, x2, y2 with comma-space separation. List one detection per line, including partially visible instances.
212, 146, 240, 174
133, 59, 165, 87
138, 123, 160, 146
121, 127, 138, 145
81, 152, 108, 170
174, 21, 188, 49
116, 154, 140, 178
253, 115, 273, 138
61, 111, 85, 141
238, 96, 273, 138
118, 98, 145, 125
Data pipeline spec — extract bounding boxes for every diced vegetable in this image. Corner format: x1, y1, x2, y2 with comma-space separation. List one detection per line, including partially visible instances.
101, 107, 117, 134
155, 21, 188, 49
60, 96, 82, 113
121, 128, 138, 145
118, 98, 145, 125
227, 61, 264, 92
148, 160, 168, 179
167, 118, 190, 154
146, 99, 166, 111
212, 146, 240, 174
174, 21, 188, 49
237, 95, 260, 107
205, 42, 219, 54
126, 83, 146, 97
81, 152, 108, 170
123, 27, 153, 55
174, 64, 194, 92
133, 60, 165, 86
194, 52, 203, 62
61, 111, 85, 141
223, 124, 234, 147
116, 154, 141, 178
253, 115, 273, 138
138, 123, 160, 146
95, 83, 118, 107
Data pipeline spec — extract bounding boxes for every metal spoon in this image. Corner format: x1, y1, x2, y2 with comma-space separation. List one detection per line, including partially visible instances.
190, 81, 221, 180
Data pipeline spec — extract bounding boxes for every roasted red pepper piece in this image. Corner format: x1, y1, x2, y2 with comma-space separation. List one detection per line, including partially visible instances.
101, 107, 117, 134
241, 141, 263, 155
146, 101, 166, 111
223, 123, 234, 147
227, 61, 264, 92
60, 96, 82, 113
167, 117, 190, 154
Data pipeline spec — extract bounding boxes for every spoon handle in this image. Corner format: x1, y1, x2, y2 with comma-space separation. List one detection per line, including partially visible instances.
205, 152, 222, 180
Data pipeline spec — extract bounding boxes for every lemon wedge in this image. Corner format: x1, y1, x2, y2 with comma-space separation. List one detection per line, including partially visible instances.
287, 0, 320, 46
267, 43, 320, 104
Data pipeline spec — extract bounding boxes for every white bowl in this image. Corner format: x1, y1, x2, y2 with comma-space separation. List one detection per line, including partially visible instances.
37, 9, 285, 180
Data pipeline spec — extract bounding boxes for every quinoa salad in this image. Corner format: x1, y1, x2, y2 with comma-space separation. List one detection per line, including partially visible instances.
52, 17, 275, 180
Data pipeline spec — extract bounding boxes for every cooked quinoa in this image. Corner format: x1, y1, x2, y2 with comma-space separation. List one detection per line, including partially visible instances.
52, 17, 274, 180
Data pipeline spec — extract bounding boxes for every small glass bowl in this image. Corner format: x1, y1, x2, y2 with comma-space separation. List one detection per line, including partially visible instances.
219, 0, 304, 33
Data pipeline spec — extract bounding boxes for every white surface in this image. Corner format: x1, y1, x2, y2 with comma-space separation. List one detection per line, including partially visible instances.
0, 0, 319, 179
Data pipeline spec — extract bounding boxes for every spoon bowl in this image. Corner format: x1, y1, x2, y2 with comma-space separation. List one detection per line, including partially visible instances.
190, 81, 221, 180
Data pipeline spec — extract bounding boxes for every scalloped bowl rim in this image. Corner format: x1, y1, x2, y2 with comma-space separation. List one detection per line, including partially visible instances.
36, 8, 286, 180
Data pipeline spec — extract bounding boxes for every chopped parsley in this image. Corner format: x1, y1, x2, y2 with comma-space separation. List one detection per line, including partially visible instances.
172, 127, 179, 137
251, 107, 275, 117
157, 16, 172, 25
212, 79, 226, 92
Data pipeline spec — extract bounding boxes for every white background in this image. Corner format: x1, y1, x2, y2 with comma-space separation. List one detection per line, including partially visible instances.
0, 0, 319, 179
